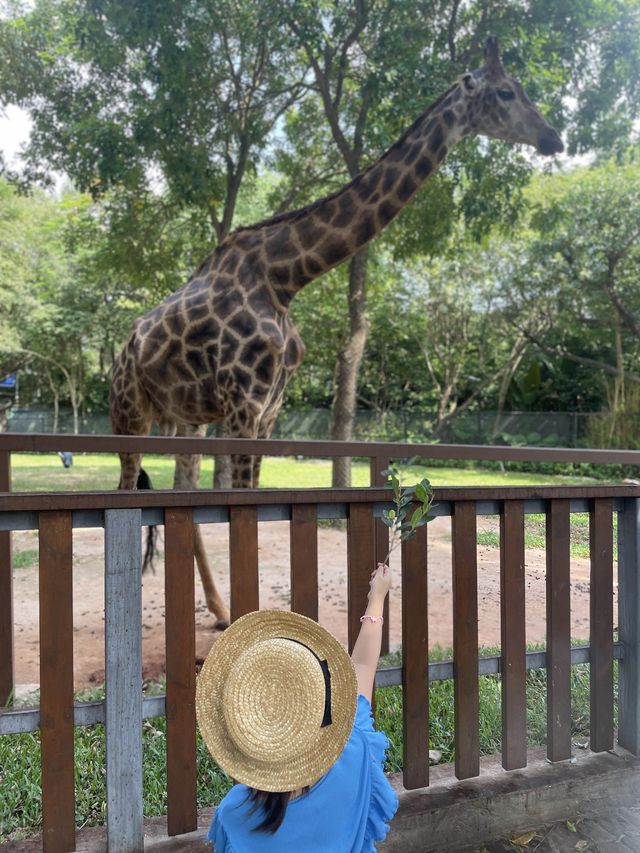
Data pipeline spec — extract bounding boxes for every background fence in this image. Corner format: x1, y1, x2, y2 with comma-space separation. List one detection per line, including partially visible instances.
5, 407, 640, 449
1, 435, 640, 853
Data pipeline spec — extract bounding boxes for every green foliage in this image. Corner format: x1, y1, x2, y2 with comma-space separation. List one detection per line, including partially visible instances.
1, 3, 640, 434
500, 157, 640, 415
380, 466, 434, 559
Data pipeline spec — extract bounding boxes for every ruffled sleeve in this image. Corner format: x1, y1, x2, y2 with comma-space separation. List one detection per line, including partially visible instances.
354, 695, 399, 848
208, 807, 233, 852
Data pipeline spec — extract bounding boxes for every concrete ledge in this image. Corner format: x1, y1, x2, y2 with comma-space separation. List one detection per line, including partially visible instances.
4, 746, 640, 852
380, 745, 640, 852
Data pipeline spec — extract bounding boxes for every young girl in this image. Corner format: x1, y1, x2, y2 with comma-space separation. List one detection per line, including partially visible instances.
196, 562, 398, 851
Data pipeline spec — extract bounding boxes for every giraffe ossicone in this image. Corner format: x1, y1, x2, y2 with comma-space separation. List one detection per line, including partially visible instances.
110, 36, 562, 627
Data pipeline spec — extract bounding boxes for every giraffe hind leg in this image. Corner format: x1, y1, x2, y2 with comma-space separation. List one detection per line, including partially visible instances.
175, 424, 230, 629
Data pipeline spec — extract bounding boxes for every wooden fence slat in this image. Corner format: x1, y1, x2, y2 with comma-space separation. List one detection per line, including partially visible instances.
347, 504, 375, 653
165, 507, 197, 836
290, 504, 318, 620
589, 498, 614, 752
619, 497, 640, 755
39, 510, 75, 853
402, 523, 429, 789
452, 501, 479, 779
500, 500, 527, 771
370, 457, 390, 654
0, 450, 13, 706
546, 499, 572, 762
105, 508, 143, 853
230, 506, 259, 621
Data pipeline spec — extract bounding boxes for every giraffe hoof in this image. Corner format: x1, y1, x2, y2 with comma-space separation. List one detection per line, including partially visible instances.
213, 619, 230, 631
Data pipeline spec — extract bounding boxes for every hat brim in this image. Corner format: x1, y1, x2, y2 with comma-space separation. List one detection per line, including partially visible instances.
196, 610, 358, 792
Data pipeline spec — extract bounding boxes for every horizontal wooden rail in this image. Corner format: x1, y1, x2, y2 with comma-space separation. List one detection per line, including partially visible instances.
1, 644, 624, 736
2, 431, 640, 465
0, 484, 636, 514
0, 489, 636, 535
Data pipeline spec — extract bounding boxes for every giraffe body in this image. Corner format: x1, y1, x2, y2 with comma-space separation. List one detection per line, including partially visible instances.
110, 37, 563, 626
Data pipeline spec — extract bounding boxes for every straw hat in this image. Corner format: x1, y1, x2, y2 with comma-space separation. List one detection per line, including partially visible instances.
196, 610, 357, 792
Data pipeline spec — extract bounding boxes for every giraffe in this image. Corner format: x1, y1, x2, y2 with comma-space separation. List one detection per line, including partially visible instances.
109, 36, 563, 628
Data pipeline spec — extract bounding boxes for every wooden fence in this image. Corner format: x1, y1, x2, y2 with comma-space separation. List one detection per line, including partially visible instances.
1, 435, 640, 852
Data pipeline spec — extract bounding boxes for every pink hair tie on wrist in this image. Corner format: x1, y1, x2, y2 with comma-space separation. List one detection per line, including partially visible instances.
360, 614, 384, 624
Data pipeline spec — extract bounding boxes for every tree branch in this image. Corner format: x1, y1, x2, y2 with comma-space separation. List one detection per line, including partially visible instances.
521, 329, 640, 383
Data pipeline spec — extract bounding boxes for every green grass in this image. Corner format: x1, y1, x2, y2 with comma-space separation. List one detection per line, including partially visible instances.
0, 650, 614, 840
12, 549, 38, 568
0, 684, 233, 842
10, 453, 603, 493
376, 643, 612, 772
477, 512, 618, 560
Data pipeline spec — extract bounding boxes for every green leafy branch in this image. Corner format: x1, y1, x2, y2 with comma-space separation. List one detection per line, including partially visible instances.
380, 467, 435, 563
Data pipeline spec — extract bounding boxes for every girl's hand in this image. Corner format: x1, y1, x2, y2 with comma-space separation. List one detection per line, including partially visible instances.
368, 562, 392, 602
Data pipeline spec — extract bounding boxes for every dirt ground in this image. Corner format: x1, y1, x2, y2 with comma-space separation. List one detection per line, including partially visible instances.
10, 516, 613, 692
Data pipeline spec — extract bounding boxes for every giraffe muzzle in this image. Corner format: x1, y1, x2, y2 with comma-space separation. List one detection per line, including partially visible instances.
537, 130, 564, 156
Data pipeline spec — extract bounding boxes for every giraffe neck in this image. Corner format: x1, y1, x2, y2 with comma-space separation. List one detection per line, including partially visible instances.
256, 82, 466, 308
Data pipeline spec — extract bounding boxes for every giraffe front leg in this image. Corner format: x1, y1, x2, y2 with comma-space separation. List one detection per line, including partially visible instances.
118, 452, 143, 489
251, 407, 280, 487
226, 405, 262, 488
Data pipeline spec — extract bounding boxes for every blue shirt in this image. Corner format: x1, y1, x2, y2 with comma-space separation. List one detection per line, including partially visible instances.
208, 695, 398, 852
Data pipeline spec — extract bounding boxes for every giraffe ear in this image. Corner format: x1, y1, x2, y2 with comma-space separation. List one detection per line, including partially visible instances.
459, 72, 480, 96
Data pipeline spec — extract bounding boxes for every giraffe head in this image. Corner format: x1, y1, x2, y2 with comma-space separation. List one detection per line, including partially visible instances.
457, 36, 563, 156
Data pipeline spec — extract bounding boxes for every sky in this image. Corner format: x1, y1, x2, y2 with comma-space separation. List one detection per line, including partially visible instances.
0, 104, 31, 166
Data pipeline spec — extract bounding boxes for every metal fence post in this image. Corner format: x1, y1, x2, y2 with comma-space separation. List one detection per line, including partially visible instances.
0, 449, 13, 707
105, 509, 144, 852
618, 497, 640, 755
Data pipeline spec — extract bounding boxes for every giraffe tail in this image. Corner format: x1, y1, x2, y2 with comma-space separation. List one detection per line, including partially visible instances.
136, 468, 158, 574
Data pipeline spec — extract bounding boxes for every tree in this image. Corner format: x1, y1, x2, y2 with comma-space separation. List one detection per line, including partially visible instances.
1, 0, 308, 468
2, 0, 640, 458
275, 0, 640, 484
500, 159, 640, 419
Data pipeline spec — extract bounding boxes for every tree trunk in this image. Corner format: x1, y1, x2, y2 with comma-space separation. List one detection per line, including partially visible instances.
52, 391, 59, 433
68, 382, 81, 434
330, 248, 370, 487
491, 337, 528, 440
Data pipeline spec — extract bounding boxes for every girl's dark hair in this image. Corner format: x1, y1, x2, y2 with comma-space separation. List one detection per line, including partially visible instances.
246, 787, 308, 834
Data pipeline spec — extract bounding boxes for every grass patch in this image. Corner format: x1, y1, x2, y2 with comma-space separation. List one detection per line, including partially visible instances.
376, 643, 616, 773
0, 683, 234, 841
12, 549, 38, 568
476, 512, 618, 560
476, 530, 500, 548
9, 453, 604, 493
0, 648, 615, 839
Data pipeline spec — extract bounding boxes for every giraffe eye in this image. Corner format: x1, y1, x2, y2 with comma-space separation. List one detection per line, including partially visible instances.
497, 89, 515, 101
